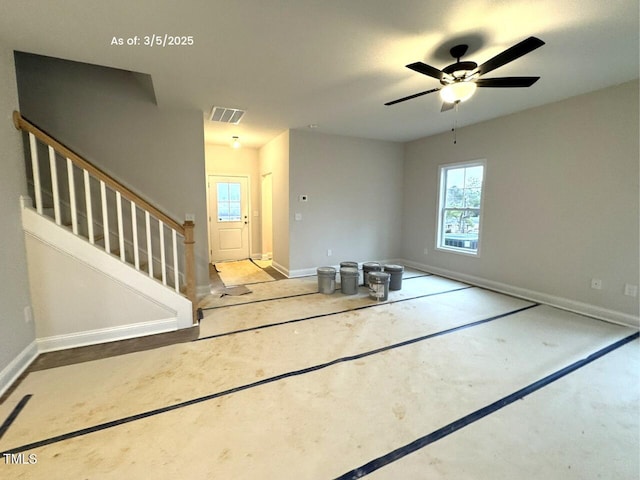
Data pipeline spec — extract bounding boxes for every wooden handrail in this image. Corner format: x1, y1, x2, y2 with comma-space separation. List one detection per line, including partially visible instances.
13, 111, 184, 234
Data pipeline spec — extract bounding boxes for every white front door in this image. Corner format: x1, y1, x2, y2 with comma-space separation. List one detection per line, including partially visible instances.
208, 175, 250, 262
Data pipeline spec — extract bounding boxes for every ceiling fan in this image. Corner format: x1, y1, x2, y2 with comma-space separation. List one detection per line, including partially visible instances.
385, 36, 545, 111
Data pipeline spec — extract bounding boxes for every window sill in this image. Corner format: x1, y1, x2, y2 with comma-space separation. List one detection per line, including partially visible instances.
435, 246, 480, 257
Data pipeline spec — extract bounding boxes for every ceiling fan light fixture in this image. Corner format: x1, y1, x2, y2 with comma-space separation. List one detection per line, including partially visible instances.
440, 81, 477, 104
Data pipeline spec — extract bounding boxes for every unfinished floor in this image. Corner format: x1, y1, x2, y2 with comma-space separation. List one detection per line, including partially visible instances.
0, 268, 638, 479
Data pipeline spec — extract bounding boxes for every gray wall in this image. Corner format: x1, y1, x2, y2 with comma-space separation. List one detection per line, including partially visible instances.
288, 129, 404, 273
260, 131, 290, 273
14, 52, 210, 288
0, 45, 36, 374
402, 80, 639, 320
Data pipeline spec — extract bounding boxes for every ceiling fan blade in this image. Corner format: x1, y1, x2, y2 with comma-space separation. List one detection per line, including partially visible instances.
441, 102, 455, 112
385, 88, 439, 106
407, 62, 444, 80
477, 37, 545, 76
476, 77, 540, 88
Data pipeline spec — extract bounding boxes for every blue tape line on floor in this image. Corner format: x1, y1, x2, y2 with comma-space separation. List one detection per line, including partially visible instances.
196, 285, 472, 341
201, 290, 323, 311
0, 394, 32, 441
0, 304, 536, 455
334, 331, 640, 480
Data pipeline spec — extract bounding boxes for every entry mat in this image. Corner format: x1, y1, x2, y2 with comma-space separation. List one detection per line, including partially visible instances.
213, 259, 276, 286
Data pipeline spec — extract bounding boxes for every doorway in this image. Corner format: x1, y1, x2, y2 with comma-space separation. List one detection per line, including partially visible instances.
208, 175, 250, 262
261, 173, 273, 260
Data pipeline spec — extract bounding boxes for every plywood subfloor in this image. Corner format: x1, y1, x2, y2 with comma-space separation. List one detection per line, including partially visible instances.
1, 268, 637, 479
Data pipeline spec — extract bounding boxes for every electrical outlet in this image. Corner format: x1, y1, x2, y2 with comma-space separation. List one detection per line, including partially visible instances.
591, 278, 602, 290
624, 284, 638, 297
327, 249, 332, 257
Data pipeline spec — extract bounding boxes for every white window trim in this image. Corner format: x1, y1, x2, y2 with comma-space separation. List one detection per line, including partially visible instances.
435, 159, 486, 257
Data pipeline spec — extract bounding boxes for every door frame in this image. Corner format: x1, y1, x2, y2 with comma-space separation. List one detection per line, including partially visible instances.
206, 174, 252, 263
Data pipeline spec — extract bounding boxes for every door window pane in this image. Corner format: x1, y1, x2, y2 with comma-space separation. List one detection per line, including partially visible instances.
217, 182, 242, 222
229, 183, 241, 201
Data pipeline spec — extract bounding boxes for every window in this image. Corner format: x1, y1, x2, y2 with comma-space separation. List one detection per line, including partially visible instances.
216, 182, 242, 222
436, 161, 485, 255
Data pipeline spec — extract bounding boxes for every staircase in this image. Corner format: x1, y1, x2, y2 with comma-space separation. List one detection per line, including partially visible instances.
14, 111, 198, 351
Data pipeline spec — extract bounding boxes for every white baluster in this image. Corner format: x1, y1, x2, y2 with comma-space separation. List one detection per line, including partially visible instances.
84, 170, 94, 244
100, 181, 110, 253
116, 192, 125, 261
29, 133, 43, 214
48, 146, 61, 225
172, 229, 179, 293
66, 158, 78, 235
159, 220, 167, 285
131, 201, 139, 270
145, 211, 153, 278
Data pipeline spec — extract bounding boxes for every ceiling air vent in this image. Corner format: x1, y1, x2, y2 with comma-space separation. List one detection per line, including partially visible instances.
209, 106, 245, 124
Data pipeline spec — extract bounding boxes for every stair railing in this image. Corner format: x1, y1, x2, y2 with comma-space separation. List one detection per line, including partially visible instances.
13, 111, 197, 320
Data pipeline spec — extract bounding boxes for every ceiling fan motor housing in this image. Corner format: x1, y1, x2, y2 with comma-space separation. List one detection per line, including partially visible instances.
442, 61, 478, 81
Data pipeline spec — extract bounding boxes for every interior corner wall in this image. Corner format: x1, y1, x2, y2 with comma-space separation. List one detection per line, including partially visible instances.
402, 80, 640, 321
288, 129, 404, 274
13, 52, 210, 289
204, 143, 262, 258
0, 45, 36, 377
259, 130, 290, 273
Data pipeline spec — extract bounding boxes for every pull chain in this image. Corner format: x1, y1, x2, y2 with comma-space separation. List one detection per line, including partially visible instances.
452, 102, 460, 144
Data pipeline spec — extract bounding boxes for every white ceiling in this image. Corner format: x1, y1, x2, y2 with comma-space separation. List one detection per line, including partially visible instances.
1, 0, 638, 148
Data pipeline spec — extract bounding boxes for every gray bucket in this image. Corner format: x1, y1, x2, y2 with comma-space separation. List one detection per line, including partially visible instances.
340, 261, 360, 284
383, 264, 404, 291
317, 267, 336, 294
362, 262, 382, 286
340, 267, 359, 295
340, 261, 358, 269
368, 271, 390, 301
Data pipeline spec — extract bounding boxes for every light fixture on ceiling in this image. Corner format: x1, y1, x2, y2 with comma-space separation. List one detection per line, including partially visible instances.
440, 81, 477, 104
231, 136, 241, 149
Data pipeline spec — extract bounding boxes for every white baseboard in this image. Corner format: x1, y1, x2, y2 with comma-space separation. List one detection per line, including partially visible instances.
289, 267, 318, 277
36, 317, 178, 353
0, 341, 38, 398
250, 253, 273, 261
271, 260, 290, 278
287, 259, 403, 279
399, 259, 640, 328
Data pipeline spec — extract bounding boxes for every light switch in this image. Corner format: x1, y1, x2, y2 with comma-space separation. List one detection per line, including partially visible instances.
295, 213, 302, 221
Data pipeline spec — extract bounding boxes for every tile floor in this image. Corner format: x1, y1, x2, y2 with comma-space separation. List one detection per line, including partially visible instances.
0, 268, 638, 479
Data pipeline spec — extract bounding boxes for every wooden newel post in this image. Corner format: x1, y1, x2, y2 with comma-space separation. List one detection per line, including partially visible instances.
183, 220, 197, 323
